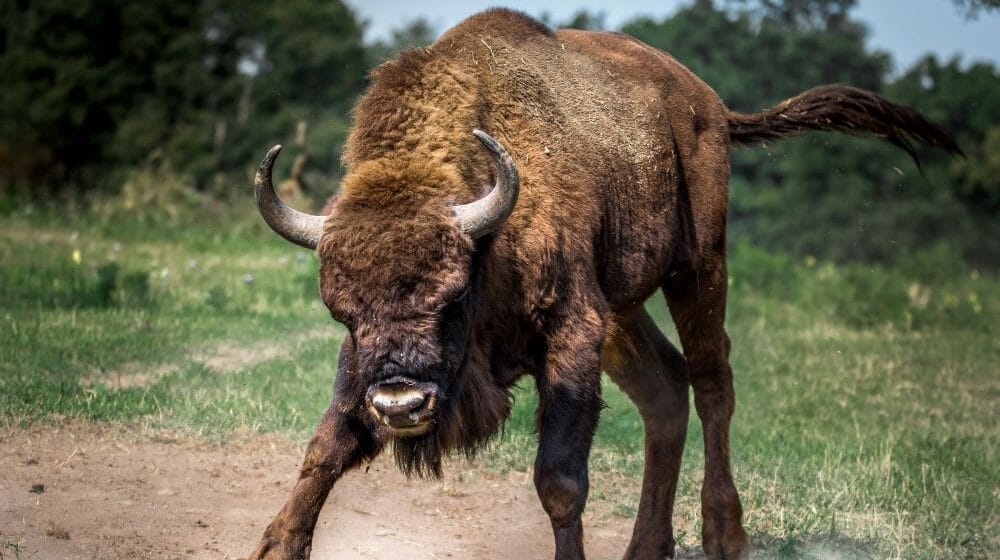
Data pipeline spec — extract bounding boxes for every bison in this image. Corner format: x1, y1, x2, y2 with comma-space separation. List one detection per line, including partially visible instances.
247, 9, 958, 560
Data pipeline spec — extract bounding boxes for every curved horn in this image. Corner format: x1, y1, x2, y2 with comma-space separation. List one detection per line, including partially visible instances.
453, 130, 520, 238
254, 145, 326, 250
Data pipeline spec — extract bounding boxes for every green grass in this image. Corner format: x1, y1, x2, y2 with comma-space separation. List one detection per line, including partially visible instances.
0, 195, 996, 559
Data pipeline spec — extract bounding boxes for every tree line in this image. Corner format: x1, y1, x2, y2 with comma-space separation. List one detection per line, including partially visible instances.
1, 0, 997, 265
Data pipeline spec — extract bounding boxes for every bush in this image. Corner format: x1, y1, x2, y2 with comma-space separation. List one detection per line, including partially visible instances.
728, 243, 994, 333
895, 242, 969, 286
824, 265, 910, 328
92, 164, 208, 228
728, 241, 803, 296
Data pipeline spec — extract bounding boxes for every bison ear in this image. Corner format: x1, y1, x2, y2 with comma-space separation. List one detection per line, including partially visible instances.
452, 130, 520, 239
254, 145, 327, 250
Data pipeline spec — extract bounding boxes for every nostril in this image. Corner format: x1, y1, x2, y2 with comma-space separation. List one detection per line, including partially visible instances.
371, 387, 426, 416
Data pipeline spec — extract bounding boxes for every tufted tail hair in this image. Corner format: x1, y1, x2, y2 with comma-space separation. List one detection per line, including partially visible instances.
727, 85, 962, 165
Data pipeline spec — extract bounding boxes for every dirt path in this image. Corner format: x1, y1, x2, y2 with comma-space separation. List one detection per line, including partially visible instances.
1, 423, 635, 560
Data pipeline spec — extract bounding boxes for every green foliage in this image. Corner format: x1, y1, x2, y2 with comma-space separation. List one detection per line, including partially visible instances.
0, 0, 366, 196
0, 0, 205, 190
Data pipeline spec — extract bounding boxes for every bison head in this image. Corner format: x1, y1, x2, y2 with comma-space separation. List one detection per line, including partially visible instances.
253, 131, 518, 455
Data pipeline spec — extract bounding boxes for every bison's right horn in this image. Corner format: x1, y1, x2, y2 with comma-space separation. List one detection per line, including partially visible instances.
453, 130, 520, 239
254, 145, 326, 250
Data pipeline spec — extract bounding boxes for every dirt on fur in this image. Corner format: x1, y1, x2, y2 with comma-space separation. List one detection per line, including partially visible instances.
0, 423, 634, 559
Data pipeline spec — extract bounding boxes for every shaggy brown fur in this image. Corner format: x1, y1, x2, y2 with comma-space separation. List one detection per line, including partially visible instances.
249, 9, 959, 560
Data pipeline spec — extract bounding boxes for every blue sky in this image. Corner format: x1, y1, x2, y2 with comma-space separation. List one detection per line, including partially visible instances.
344, 0, 999, 73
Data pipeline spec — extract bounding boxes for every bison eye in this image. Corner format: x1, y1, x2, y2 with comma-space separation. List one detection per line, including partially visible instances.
453, 285, 470, 302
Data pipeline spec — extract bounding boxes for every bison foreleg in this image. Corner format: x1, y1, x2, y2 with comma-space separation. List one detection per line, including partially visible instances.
249, 404, 380, 560
533, 317, 604, 560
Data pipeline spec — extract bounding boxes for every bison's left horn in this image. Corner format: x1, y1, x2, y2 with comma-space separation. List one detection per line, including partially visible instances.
453, 130, 520, 238
254, 145, 326, 250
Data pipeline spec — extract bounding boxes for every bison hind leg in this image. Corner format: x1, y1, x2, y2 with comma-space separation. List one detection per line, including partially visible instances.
603, 307, 689, 559
663, 258, 750, 560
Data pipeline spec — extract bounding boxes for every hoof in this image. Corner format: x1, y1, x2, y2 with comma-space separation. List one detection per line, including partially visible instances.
703, 527, 749, 560
248, 534, 312, 560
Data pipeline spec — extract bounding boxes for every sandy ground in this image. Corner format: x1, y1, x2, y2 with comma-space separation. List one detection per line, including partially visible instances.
0, 423, 636, 560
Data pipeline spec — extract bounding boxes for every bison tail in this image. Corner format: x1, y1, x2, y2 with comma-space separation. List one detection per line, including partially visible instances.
726, 85, 962, 164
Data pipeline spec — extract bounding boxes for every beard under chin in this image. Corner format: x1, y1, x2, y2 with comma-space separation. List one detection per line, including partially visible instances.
386, 373, 514, 479
387, 394, 480, 479
391, 432, 445, 478
387, 384, 456, 479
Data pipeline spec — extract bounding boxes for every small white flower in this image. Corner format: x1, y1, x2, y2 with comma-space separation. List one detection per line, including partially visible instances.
243, 273, 255, 285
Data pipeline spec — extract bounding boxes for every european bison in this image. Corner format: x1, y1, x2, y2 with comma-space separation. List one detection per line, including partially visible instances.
247, 9, 958, 560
